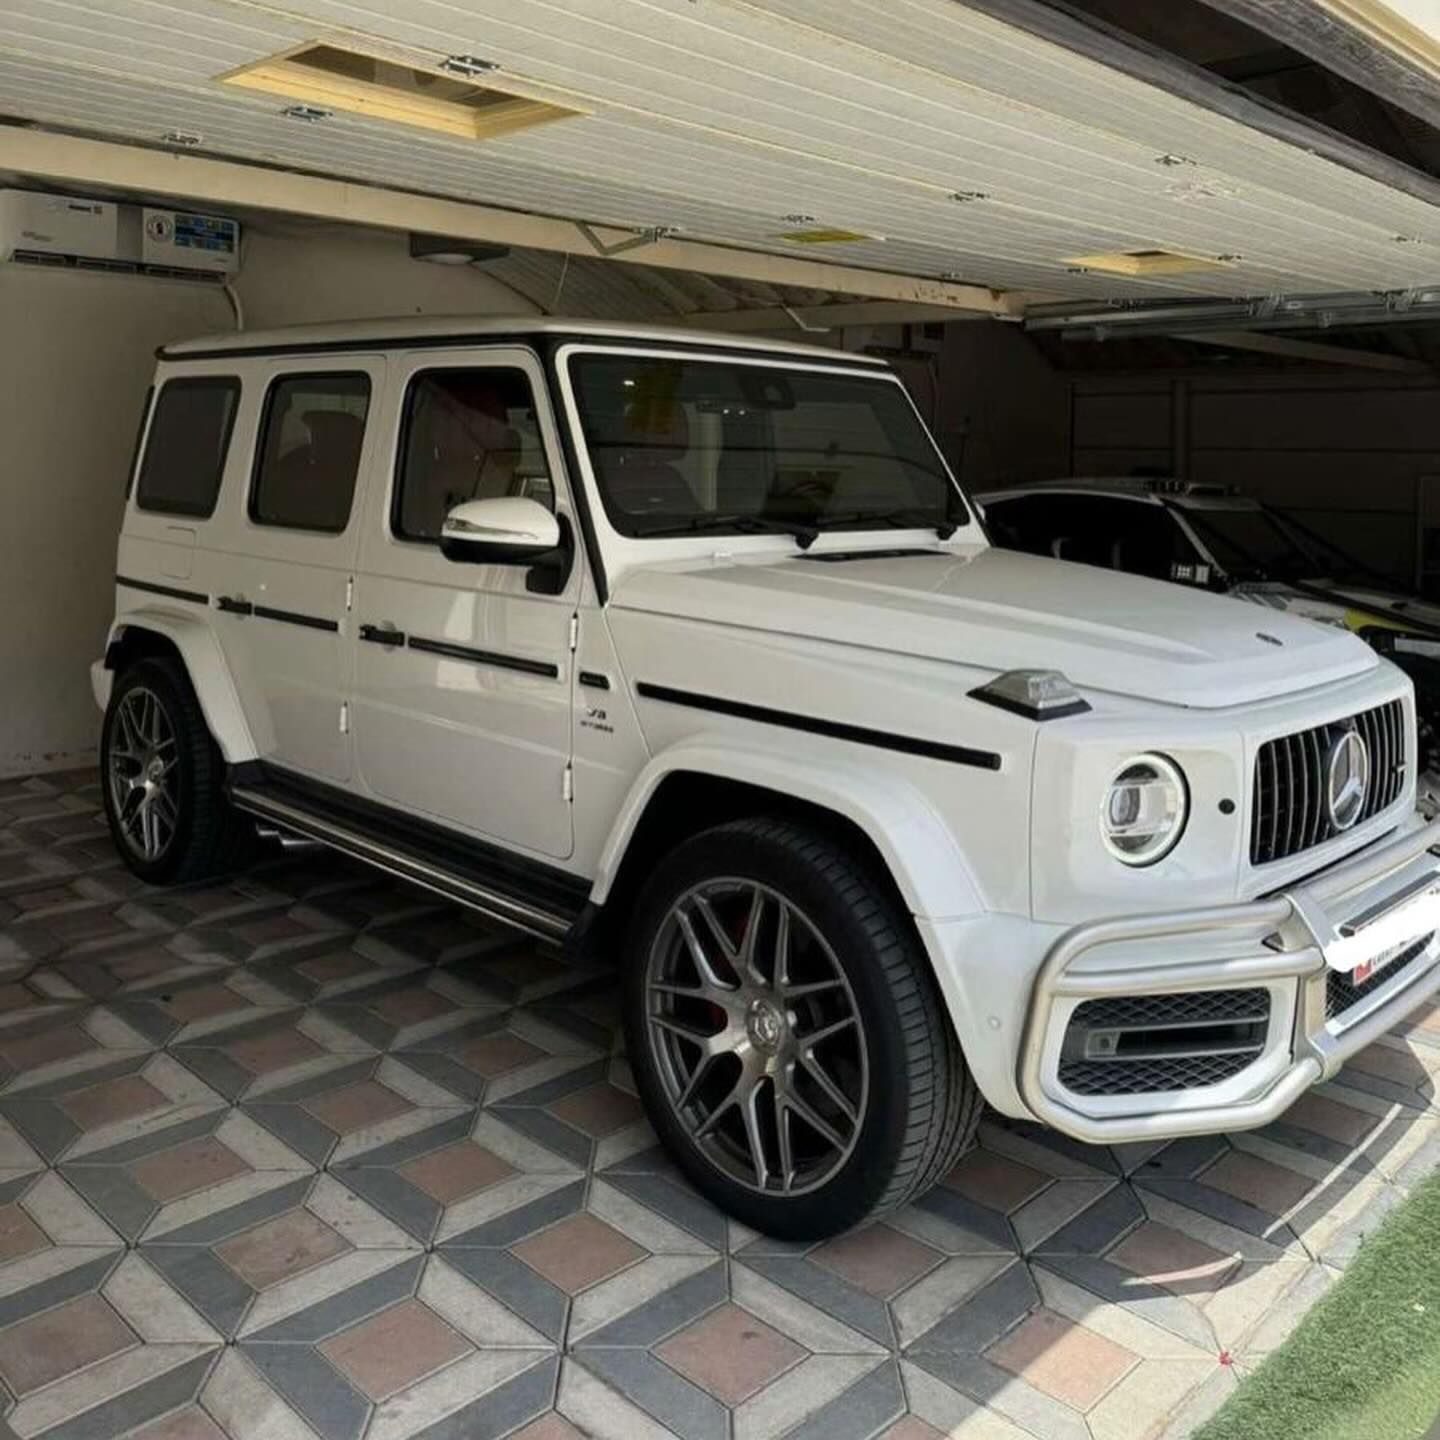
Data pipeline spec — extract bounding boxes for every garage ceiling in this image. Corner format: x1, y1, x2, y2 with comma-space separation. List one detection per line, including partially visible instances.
2, 0, 1440, 308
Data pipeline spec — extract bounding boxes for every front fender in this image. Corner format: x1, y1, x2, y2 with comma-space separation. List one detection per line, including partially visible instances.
590, 737, 983, 921
101, 609, 260, 764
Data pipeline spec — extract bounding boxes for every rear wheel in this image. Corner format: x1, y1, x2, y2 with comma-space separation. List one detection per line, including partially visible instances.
623, 817, 980, 1238
101, 657, 254, 884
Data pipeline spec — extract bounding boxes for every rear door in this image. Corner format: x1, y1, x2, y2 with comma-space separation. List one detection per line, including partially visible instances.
349, 347, 577, 860
211, 357, 383, 784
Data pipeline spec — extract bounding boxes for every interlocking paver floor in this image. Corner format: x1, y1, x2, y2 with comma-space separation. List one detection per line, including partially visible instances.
0, 766, 1438, 1438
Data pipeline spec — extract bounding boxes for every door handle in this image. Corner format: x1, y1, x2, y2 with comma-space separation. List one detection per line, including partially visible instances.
216, 595, 253, 616
359, 623, 406, 647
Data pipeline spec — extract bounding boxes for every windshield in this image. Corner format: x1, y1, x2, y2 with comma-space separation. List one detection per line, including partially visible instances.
567, 352, 966, 539
1183, 504, 1378, 584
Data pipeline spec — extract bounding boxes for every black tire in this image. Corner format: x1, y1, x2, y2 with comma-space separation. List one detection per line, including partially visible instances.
100, 656, 256, 884
623, 817, 981, 1239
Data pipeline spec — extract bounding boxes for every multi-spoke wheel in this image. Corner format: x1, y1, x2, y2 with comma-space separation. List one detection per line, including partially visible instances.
106, 685, 180, 865
100, 657, 256, 884
645, 879, 868, 1197
625, 817, 981, 1239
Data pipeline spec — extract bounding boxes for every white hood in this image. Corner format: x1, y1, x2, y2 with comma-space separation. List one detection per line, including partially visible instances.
611, 546, 1379, 709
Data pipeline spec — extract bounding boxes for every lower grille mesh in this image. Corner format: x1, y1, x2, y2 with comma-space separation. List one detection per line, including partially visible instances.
1058, 987, 1271, 1097
1060, 1051, 1260, 1096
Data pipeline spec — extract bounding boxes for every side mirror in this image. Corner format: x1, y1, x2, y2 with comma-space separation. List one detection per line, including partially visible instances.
440, 497, 561, 565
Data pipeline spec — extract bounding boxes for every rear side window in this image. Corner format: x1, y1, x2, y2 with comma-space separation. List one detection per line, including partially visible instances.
135, 377, 240, 518
250, 373, 371, 533
393, 368, 554, 543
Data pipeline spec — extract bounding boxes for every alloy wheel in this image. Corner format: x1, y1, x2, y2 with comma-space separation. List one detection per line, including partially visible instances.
106, 686, 180, 863
643, 878, 869, 1196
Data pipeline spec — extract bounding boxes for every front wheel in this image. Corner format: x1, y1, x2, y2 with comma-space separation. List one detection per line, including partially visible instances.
101, 657, 254, 884
623, 817, 981, 1238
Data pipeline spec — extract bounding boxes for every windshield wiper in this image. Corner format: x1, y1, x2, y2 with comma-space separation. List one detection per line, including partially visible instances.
813, 507, 960, 541
632, 513, 819, 548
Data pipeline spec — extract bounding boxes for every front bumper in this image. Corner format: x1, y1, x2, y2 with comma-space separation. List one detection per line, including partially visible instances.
1020, 815, 1440, 1144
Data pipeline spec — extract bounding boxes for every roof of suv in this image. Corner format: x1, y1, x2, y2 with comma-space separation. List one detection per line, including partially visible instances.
978, 478, 1260, 510
160, 315, 888, 364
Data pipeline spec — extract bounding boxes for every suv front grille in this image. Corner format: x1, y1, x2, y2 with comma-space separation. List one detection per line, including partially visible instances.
1250, 700, 1406, 866
1326, 933, 1434, 1020
1058, 988, 1271, 1096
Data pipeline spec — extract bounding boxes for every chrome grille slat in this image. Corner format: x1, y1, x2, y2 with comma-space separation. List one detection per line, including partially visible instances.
1306, 726, 1326, 851
1290, 733, 1305, 857
1250, 700, 1407, 866
1388, 702, 1403, 806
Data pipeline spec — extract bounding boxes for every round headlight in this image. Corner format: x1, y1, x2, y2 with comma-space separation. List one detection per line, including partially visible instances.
1101, 754, 1188, 866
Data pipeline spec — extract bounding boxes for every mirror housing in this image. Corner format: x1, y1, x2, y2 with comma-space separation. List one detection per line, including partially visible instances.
440, 497, 562, 565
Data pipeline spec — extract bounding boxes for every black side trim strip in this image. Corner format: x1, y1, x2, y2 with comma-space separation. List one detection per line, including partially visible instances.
253, 604, 340, 633
359, 624, 406, 647
578, 670, 611, 690
636, 682, 1002, 770
116, 575, 208, 605
216, 595, 254, 616
408, 635, 561, 679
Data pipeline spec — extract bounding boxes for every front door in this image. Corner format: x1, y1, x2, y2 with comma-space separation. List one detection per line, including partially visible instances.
212, 358, 382, 783
350, 348, 577, 860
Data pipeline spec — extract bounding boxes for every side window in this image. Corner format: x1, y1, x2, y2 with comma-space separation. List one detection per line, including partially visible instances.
1107, 503, 1192, 580
135, 377, 240, 518
1050, 497, 1121, 566
983, 496, 1055, 557
394, 368, 554, 543
250, 373, 371, 533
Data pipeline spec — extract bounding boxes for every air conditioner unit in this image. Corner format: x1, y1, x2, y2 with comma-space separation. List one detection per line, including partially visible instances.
0, 190, 240, 280
138, 206, 240, 276
0, 190, 118, 265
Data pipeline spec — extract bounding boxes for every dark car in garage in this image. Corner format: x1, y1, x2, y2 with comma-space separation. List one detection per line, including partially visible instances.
977, 478, 1440, 769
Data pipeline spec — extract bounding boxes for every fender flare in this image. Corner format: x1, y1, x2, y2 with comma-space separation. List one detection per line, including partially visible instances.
589, 738, 983, 921
103, 609, 260, 764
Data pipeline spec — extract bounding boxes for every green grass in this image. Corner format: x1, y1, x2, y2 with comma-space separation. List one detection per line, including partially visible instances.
1195, 1171, 1440, 1440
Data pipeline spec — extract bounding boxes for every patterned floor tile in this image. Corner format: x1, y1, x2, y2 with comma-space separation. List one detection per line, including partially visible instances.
0, 766, 1434, 1439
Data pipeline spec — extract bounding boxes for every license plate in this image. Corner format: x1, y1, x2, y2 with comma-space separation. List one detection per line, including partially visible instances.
1352, 941, 1412, 987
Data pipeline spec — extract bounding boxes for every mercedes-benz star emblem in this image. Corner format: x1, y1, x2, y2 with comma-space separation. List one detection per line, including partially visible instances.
1325, 726, 1371, 832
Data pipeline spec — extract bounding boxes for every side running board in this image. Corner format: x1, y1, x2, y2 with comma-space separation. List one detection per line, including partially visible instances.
228, 767, 587, 943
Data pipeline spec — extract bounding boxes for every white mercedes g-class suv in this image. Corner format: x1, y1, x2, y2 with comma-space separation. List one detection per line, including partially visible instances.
95, 317, 1440, 1238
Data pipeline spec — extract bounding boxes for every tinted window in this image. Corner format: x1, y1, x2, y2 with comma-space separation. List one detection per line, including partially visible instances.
569, 355, 964, 538
135, 377, 240, 517
986, 494, 1198, 579
394, 369, 553, 543
250, 373, 371, 533
1067, 497, 1197, 580
984, 495, 1064, 556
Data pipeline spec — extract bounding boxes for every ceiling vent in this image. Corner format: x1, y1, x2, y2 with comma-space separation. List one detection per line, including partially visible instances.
222, 43, 581, 141
1062, 249, 1227, 277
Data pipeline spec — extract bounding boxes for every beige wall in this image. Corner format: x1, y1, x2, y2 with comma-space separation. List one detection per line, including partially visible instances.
233, 220, 534, 329
0, 266, 232, 776
0, 218, 538, 777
